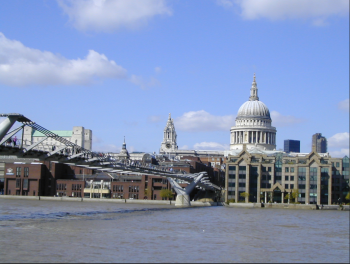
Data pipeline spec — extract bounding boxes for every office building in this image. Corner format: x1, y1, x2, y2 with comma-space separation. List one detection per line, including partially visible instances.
312, 133, 327, 153
284, 140, 300, 153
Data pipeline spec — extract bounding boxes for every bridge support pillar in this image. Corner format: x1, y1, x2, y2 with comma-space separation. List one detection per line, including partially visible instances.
175, 194, 191, 207
0, 116, 18, 141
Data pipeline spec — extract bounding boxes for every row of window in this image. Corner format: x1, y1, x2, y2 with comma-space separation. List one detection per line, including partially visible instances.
129, 186, 140, 193
72, 184, 82, 191
16, 167, 29, 177
57, 184, 67, 190
113, 185, 124, 192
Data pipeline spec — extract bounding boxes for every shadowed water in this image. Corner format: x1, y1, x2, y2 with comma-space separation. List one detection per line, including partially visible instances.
0, 199, 349, 263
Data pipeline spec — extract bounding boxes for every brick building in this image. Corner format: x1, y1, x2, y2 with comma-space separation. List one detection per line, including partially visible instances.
4, 161, 93, 197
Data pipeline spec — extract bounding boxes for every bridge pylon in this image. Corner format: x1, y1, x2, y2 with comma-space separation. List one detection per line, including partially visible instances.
167, 172, 206, 207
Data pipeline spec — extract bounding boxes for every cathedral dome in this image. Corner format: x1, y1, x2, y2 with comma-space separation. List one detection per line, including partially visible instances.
237, 100, 271, 119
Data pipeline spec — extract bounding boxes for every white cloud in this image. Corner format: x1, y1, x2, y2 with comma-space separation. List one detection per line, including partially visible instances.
93, 143, 121, 153
129, 75, 160, 89
175, 110, 235, 132
148, 115, 162, 123
271, 111, 304, 127
216, 0, 234, 8
328, 132, 349, 148
220, 0, 349, 25
193, 142, 229, 150
58, 0, 172, 32
155, 67, 162, 74
179, 145, 189, 150
0, 33, 127, 86
329, 148, 349, 158
338, 99, 349, 112
328, 132, 349, 157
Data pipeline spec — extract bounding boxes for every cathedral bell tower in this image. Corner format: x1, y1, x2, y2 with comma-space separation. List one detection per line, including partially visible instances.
160, 113, 178, 154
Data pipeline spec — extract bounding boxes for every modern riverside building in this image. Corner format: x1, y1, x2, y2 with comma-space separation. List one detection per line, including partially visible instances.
225, 145, 349, 205
23, 126, 92, 151
312, 133, 327, 153
284, 139, 300, 153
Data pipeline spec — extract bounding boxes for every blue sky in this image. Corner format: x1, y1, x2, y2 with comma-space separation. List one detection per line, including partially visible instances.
0, 0, 349, 157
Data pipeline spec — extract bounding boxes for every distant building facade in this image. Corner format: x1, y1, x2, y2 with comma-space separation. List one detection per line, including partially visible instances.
23, 126, 92, 151
284, 140, 300, 153
312, 133, 327, 153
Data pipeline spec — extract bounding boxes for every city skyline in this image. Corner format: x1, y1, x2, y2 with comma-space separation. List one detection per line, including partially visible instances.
0, 0, 348, 157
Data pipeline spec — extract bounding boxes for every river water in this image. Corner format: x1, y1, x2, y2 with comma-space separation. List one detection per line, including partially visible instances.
0, 199, 349, 263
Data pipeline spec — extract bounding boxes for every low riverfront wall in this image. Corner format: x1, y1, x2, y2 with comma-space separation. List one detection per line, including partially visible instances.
1, 196, 348, 210
228, 202, 349, 210
0, 195, 221, 207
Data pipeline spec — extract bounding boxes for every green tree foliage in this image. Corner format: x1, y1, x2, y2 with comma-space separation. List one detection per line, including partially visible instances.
284, 193, 290, 200
240, 192, 250, 199
160, 189, 173, 200
345, 192, 350, 201
291, 189, 299, 203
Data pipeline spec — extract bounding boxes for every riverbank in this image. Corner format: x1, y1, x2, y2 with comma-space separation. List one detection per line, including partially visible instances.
0, 195, 224, 207
227, 202, 350, 211
1, 196, 348, 210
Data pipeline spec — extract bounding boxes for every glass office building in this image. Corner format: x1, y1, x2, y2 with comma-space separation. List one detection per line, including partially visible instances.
284, 140, 300, 153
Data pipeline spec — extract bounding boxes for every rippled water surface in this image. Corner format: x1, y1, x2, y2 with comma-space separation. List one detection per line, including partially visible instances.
0, 199, 349, 263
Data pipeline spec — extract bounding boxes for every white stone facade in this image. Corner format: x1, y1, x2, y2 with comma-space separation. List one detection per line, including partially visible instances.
159, 113, 178, 154
230, 75, 277, 151
22, 126, 92, 151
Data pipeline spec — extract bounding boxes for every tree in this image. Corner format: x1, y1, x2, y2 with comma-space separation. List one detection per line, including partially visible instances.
345, 192, 350, 202
291, 189, 299, 203
240, 192, 250, 202
144, 188, 151, 199
160, 189, 173, 200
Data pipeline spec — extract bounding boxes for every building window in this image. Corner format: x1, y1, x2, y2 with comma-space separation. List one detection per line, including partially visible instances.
290, 184, 294, 189
268, 167, 271, 172
239, 183, 245, 187
291, 167, 294, 173
16, 167, 21, 177
238, 166, 246, 177
229, 174, 235, 179
285, 184, 288, 189
298, 167, 306, 181
285, 176, 289, 181
336, 162, 340, 168
16, 179, 21, 189
290, 176, 294, 181
24, 167, 29, 177
229, 182, 235, 187
285, 167, 289, 173
23, 179, 28, 190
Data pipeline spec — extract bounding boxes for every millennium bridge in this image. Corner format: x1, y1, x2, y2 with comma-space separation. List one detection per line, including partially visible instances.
0, 113, 221, 206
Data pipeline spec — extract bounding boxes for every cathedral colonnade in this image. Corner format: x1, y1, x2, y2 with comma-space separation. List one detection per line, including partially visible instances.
231, 130, 276, 145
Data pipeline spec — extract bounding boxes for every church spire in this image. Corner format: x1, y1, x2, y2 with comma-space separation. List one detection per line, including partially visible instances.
122, 136, 126, 150
249, 73, 259, 101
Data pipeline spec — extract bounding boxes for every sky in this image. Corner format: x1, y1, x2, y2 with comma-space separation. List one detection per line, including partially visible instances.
0, 0, 349, 157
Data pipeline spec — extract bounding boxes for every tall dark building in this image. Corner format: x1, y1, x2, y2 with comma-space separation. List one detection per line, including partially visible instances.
284, 140, 300, 153
312, 133, 327, 153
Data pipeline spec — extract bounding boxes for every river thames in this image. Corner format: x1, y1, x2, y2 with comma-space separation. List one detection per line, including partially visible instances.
0, 199, 349, 263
